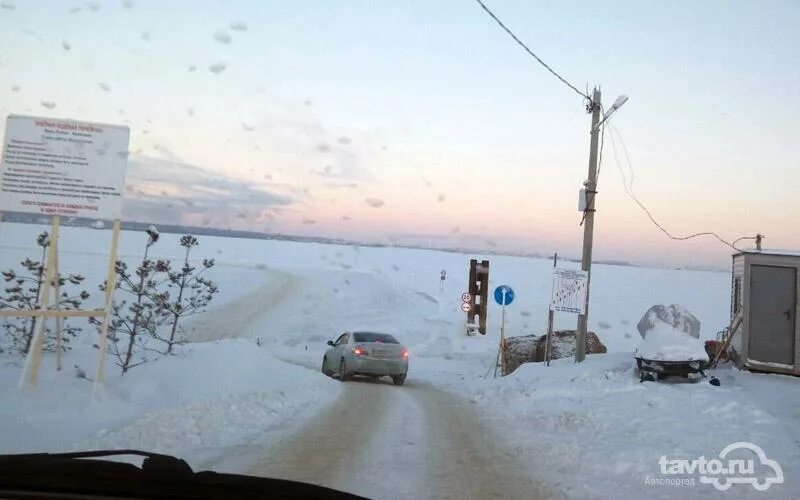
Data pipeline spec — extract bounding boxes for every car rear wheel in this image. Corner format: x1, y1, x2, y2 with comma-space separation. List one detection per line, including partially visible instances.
339, 359, 350, 382
392, 373, 406, 386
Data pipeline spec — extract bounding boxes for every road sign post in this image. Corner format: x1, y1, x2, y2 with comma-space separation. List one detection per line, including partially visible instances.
461, 292, 474, 335
545, 253, 558, 366
493, 286, 514, 377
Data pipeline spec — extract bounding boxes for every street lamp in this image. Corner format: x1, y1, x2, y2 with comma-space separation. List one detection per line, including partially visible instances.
593, 94, 629, 131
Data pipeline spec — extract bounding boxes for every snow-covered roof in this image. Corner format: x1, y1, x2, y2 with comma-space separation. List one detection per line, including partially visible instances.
736, 248, 800, 257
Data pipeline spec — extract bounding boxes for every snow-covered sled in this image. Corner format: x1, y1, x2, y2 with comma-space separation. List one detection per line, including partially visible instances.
635, 356, 708, 382
635, 311, 710, 383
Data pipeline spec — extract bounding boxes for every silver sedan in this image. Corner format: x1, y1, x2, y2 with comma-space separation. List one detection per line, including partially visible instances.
321, 331, 409, 385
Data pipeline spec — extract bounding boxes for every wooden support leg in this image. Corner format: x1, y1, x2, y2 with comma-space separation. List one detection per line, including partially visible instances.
94, 220, 121, 386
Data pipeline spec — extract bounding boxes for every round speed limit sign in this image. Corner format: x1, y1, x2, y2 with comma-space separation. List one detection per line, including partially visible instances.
460, 302, 472, 312
461, 293, 472, 303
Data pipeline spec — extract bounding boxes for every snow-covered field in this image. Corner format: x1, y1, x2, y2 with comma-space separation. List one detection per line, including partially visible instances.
1, 222, 798, 499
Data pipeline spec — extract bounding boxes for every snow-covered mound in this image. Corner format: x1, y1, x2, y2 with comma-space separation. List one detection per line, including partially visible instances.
637, 304, 701, 339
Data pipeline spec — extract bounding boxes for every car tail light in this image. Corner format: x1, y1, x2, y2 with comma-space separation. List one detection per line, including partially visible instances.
352, 345, 368, 356
401, 348, 409, 358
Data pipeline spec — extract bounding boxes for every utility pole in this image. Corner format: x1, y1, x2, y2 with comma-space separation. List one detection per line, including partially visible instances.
575, 87, 602, 363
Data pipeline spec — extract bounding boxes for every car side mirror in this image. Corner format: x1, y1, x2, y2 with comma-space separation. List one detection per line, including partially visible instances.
327, 340, 334, 346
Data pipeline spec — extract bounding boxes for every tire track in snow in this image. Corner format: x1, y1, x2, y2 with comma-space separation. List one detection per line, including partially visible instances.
241, 377, 556, 499
415, 381, 555, 499
245, 380, 395, 493
188, 267, 305, 342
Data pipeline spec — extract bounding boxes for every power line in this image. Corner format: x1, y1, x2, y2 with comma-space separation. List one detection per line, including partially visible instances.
607, 123, 759, 252
473, 0, 590, 101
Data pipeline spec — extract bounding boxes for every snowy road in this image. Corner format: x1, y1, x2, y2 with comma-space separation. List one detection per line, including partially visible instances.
242, 376, 553, 499
183, 265, 555, 498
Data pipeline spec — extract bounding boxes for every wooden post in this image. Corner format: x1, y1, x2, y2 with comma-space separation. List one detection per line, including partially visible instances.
710, 313, 743, 368
468, 259, 477, 327
478, 260, 489, 335
94, 219, 121, 386
493, 339, 502, 378
53, 223, 63, 371
21, 215, 60, 387
545, 253, 558, 367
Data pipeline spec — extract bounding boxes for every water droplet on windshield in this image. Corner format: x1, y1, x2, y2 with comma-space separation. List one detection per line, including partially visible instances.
209, 62, 226, 74
213, 31, 231, 44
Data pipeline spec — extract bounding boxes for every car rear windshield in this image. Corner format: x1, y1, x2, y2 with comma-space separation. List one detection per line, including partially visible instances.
353, 332, 398, 344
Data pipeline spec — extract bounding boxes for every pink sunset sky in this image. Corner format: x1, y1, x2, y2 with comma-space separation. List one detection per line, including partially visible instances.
0, 0, 797, 267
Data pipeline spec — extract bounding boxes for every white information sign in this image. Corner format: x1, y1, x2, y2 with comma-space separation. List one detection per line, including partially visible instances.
550, 268, 589, 315
0, 115, 130, 219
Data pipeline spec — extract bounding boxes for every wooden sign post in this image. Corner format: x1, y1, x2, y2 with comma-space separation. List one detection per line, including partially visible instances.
545, 253, 558, 367
12, 217, 119, 388
23, 216, 60, 386
95, 219, 121, 385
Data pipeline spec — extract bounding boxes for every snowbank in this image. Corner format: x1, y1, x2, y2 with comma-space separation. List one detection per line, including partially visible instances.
421, 353, 800, 498
0, 340, 341, 468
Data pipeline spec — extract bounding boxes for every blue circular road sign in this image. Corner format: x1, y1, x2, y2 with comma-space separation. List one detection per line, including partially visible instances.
494, 285, 515, 306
